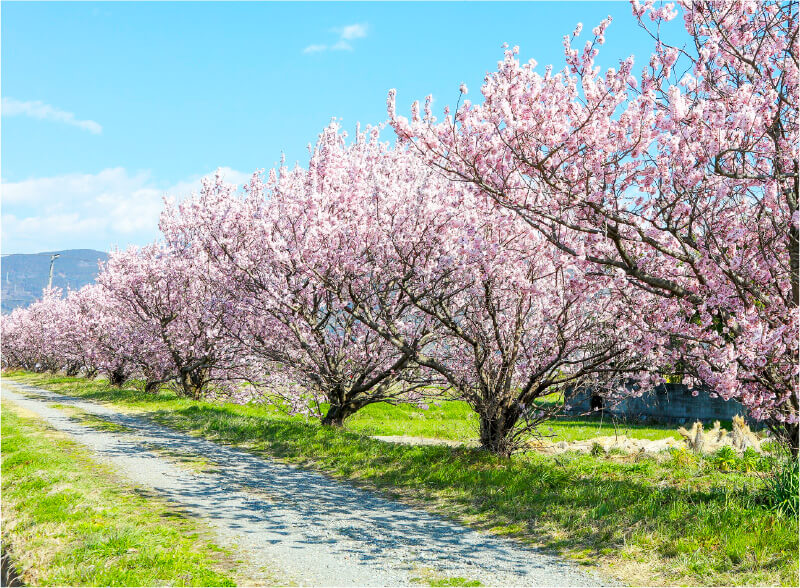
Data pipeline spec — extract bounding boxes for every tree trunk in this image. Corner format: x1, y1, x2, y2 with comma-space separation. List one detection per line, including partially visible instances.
478, 404, 522, 456
321, 402, 359, 427
786, 169, 798, 458
179, 368, 207, 401
144, 380, 161, 394
109, 367, 127, 387
769, 420, 800, 458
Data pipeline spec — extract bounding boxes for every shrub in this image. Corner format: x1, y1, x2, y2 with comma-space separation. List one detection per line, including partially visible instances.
763, 456, 799, 518
740, 447, 760, 473
711, 446, 738, 472
668, 446, 698, 468
590, 442, 607, 457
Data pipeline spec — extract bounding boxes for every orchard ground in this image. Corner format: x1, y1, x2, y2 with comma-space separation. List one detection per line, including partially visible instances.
2, 370, 798, 587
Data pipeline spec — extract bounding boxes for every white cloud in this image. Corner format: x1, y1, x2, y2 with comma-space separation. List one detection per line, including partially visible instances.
2, 168, 150, 207
302, 43, 329, 54
2, 97, 103, 134
337, 23, 368, 40
1, 167, 250, 253
303, 22, 368, 54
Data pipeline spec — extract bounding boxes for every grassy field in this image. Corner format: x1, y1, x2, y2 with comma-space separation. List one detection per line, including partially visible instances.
5, 371, 683, 444
344, 399, 683, 443
0, 402, 241, 586
3, 371, 798, 586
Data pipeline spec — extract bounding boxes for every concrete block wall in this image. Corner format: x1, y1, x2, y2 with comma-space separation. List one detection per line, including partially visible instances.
566, 383, 747, 424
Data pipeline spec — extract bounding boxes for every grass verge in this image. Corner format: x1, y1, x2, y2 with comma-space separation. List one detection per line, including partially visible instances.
4, 371, 798, 586
341, 396, 684, 443
0, 400, 238, 586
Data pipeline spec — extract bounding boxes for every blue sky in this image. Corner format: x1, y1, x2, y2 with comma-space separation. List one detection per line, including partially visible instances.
2, 1, 672, 253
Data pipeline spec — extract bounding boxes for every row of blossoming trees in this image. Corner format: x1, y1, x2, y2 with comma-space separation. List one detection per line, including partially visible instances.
2, 0, 797, 455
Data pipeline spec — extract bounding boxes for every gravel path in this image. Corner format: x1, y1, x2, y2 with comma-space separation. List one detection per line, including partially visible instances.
1, 380, 610, 587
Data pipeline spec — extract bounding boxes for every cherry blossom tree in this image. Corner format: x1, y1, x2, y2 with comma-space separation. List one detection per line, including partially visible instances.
1, 306, 39, 371
0, 289, 70, 373
0, 310, 29, 370
159, 164, 433, 425
389, 0, 799, 452
1, 300, 45, 372
1, 288, 100, 377
276, 123, 650, 454
70, 283, 138, 386
51, 288, 103, 377
96, 243, 247, 400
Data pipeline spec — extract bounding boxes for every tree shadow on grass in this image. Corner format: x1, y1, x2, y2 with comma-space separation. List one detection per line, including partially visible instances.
150, 403, 796, 574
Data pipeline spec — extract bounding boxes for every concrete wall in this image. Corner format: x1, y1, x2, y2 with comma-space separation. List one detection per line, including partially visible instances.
566, 383, 746, 424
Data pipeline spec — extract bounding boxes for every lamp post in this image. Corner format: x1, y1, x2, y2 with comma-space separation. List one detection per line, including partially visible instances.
47, 253, 61, 290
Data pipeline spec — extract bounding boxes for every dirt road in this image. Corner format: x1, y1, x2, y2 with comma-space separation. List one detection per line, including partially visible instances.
1, 380, 609, 587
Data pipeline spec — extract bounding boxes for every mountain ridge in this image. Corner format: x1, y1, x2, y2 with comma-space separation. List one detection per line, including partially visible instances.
1, 249, 108, 313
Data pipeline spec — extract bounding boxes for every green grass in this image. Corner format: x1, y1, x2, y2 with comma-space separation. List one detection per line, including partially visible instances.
410, 566, 483, 587
426, 578, 482, 587
4, 371, 798, 586
535, 417, 681, 442
0, 401, 239, 586
346, 399, 481, 441
8, 371, 681, 444
336, 396, 682, 443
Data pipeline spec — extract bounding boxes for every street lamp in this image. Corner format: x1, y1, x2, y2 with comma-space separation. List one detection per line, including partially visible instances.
47, 253, 61, 290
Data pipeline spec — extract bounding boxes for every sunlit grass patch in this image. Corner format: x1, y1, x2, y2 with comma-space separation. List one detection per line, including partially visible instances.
341, 396, 681, 444
1, 400, 239, 586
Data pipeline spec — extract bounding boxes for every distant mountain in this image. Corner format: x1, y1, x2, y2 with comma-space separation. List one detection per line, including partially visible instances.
1, 249, 108, 313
